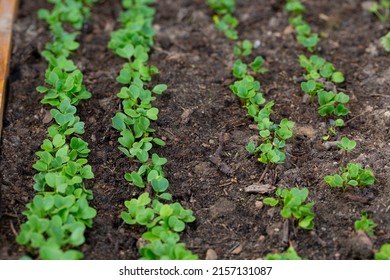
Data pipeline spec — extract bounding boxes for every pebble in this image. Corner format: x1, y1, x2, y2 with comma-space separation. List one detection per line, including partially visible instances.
231, 244, 243, 255
255, 201, 264, 209
206, 249, 218, 260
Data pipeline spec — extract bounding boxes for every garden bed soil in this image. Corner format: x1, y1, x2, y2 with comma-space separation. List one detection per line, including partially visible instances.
0, 0, 389, 260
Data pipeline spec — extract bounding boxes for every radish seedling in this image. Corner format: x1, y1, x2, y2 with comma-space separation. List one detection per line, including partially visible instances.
380, 31, 390, 51
208, 0, 238, 40
263, 187, 315, 230
369, 0, 390, 23
354, 211, 377, 236
375, 244, 390, 260
324, 163, 376, 190
264, 247, 303, 260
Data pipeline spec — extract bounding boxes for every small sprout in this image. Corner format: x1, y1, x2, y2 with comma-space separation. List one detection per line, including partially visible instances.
213, 14, 238, 40
250, 56, 268, 74
285, 0, 305, 14
234, 40, 253, 57
232, 59, 248, 78
375, 244, 390, 260
264, 247, 303, 260
337, 137, 356, 153
207, 0, 236, 15
369, 1, 390, 23
354, 211, 377, 236
263, 187, 315, 230
324, 163, 377, 190
380, 31, 390, 52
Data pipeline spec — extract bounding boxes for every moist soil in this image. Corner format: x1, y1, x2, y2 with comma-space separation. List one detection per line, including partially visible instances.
0, 0, 389, 260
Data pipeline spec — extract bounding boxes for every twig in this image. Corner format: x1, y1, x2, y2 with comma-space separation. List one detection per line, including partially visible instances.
258, 166, 268, 183
344, 110, 373, 125
10, 220, 18, 237
369, 93, 390, 98
282, 219, 289, 245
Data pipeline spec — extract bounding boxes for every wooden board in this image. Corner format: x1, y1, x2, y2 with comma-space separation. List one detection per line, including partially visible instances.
0, 0, 18, 137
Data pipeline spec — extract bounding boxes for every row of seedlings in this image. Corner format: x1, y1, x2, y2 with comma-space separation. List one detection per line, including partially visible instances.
108, 0, 198, 260
285, 0, 387, 259
285, 1, 377, 191
16, 0, 98, 260
369, 1, 390, 52
207, 0, 313, 259
366, 1, 390, 259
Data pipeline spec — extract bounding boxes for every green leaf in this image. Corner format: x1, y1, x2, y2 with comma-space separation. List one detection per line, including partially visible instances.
263, 197, 278, 207
332, 72, 345, 83
129, 171, 145, 188
112, 114, 126, 131
153, 138, 166, 146
151, 178, 169, 193
159, 204, 173, 218
117, 44, 134, 59
152, 84, 167, 94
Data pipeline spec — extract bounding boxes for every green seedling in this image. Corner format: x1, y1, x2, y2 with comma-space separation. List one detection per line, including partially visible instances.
354, 211, 377, 236
286, 1, 319, 51
213, 14, 238, 40
337, 137, 356, 154
298, 55, 349, 118
317, 90, 349, 117
263, 187, 315, 230
264, 247, 303, 260
323, 119, 344, 141
121, 193, 198, 260
285, 0, 305, 14
207, 0, 235, 15
37, 67, 91, 107
299, 55, 344, 83
369, 1, 390, 23
208, 0, 238, 40
375, 244, 390, 260
250, 56, 268, 74
233, 40, 253, 57
140, 229, 198, 260
380, 31, 390, 51
246, 102, 294, 166
324, 163, 377, 190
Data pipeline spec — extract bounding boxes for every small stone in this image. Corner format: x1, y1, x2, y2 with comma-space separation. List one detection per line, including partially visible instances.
258, 235, 265, 241
322, 141, 339, 150
206, 249, 218, 260
294, 125, 316, 138
255, 201, 264, 209
254, 40, 261, 48
231, 244, 243, 255
42, 110, 52, 124
245, 184, 275, 194
302, 94, 311, 104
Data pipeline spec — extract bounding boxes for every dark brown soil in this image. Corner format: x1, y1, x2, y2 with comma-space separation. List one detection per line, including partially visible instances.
1, 0, 389, 260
